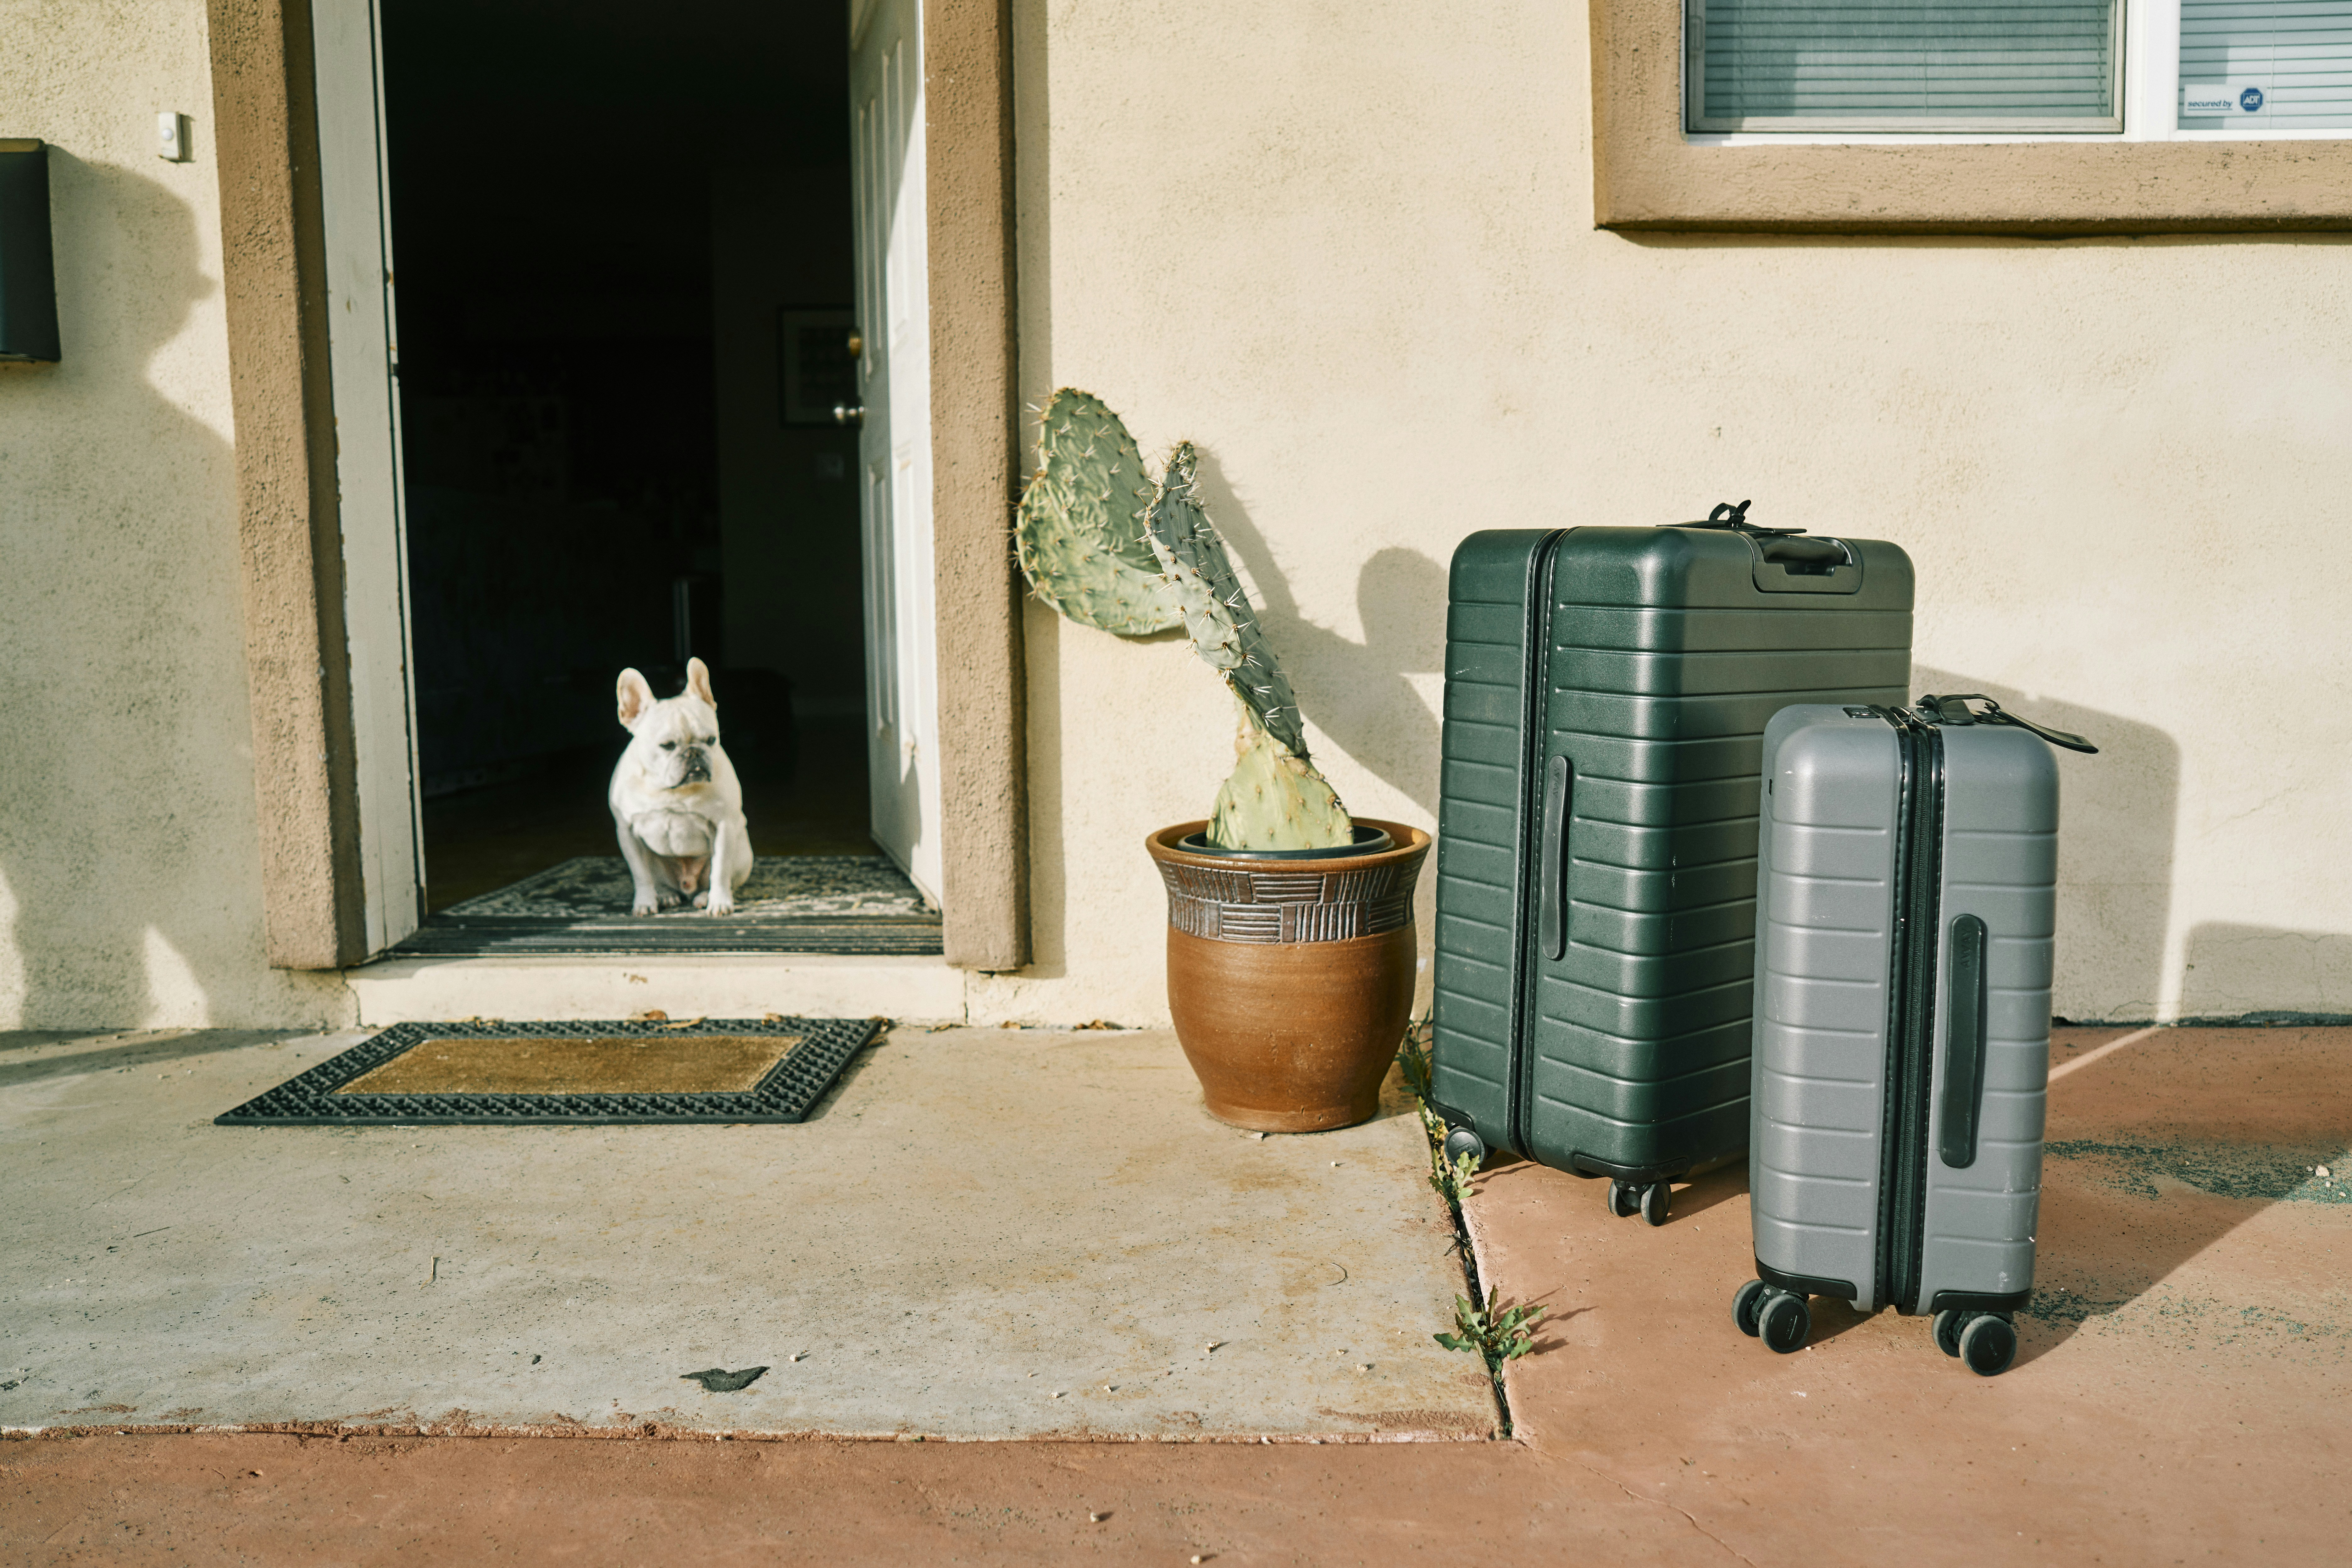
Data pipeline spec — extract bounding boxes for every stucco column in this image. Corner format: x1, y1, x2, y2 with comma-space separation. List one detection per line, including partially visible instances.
207, 0, 368, 969
925, 0, 1032, 972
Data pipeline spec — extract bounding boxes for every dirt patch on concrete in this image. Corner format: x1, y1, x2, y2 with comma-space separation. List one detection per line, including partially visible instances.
2044, 1138, 2352, 1204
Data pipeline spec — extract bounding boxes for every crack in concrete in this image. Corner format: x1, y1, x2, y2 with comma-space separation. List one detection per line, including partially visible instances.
1438, 1179, 1512, 1439
1565, 1455, 1760, 1567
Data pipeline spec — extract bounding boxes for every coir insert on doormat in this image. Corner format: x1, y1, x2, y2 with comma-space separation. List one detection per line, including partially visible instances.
214, 1016, 880, 1126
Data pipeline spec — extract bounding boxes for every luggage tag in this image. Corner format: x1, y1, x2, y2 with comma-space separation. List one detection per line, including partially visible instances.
1914, 693, 2098, 754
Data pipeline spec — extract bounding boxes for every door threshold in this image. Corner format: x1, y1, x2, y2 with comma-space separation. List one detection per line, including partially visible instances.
344, 951, 964, 1027
390, 917, 944, 958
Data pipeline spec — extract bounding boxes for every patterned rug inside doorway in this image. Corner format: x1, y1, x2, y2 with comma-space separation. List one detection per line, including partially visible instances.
214, 1016, 881, 1125
391, 855, 942, 956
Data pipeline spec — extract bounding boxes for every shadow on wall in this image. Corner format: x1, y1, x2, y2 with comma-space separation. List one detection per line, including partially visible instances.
2180, 923, 2352, 1022
1913, 667, 2178, 1024
1186, 446, 1447, 819
1018, 602, 1069, 980
0, 154, 309, 1028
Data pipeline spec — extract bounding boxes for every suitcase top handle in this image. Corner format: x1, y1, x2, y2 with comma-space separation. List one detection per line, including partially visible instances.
1678, 500, 1854, 570
1917, 693, 2100, 754
1684, 498, 1805, 537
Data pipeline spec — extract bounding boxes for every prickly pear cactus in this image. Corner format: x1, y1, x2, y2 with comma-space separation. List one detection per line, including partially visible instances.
1145, 445, 1354, 851
1209, 697, 1355, 852
1012, 389, 1181, 635
1144, 442, 1309, 760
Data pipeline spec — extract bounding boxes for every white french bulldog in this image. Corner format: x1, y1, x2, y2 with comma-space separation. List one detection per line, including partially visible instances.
609, 657, 753, 917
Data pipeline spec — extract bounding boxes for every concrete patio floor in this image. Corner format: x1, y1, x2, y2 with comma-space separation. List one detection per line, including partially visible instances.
5, 1024, 2348, 1564
0, 1026, 1488, 1441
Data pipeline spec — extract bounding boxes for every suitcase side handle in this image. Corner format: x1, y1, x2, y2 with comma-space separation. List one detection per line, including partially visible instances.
1939, 914, 1991, 1169
1538, 755, 1572, 962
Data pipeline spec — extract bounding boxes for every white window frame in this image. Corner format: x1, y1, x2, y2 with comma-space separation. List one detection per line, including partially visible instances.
1686, 0, 2352, 143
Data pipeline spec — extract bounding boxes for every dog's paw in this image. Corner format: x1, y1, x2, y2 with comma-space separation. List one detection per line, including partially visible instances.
657, 890, 685, 911
705, 897, 736, 917
692, 891, 709, 910
631, 900, 659, 917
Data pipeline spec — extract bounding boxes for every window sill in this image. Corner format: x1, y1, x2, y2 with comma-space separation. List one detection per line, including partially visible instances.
1595, 0, 2352, 233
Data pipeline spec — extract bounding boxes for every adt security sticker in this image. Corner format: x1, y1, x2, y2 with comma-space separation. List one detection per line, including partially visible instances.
2182, 82, 2269, 116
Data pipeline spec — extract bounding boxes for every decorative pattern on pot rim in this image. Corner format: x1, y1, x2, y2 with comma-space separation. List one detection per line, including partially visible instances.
1155, 857, 1422, 945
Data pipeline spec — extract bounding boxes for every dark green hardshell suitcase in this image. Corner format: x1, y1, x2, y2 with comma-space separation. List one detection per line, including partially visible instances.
1429, 510, 1914, 1225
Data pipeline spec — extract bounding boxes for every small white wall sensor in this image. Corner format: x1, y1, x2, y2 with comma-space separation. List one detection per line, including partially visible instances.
156, 112, 190, 163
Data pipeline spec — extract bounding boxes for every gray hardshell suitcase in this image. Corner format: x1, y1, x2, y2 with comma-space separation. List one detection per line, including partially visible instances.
1734, 695, 2094, 1376
1429, 505, 1914, 1226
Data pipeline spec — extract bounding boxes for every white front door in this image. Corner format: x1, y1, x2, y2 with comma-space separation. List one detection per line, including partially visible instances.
851, 0, 943, 906
313, 0, 424, 955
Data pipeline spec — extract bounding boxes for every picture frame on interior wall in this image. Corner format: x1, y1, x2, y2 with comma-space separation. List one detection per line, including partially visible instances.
778, 306, 858, 425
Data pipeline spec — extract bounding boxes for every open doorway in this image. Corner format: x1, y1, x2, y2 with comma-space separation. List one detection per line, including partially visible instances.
374, 0, 936, 951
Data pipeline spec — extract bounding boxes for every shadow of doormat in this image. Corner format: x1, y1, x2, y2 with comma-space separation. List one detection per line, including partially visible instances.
214, 1017, 880, 1126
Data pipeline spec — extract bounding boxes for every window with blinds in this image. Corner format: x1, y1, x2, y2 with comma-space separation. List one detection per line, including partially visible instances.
1686, 0, 2123, 132
2179, 1, 2352, 128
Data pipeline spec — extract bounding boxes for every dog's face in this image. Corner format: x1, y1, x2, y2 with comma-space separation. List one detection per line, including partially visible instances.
616, 658, 726, 791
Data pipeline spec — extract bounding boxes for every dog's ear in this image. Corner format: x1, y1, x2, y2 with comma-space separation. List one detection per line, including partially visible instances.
686, 656, 716, 708
617, 668, 656, 726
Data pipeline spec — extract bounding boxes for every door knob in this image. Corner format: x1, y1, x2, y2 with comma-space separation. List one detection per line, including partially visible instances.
834, 403, 865, 426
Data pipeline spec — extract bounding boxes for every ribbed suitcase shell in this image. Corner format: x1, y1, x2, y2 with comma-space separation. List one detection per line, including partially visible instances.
1431, 526, 1914, 1188
1750, 705, 2056, 1314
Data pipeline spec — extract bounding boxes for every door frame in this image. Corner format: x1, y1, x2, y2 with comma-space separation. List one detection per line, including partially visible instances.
204, 0, 1030, 972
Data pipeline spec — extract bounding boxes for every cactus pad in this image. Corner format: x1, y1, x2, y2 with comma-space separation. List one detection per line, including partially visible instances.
1012, 389, 1181, 635
1209, 698, 1354, 852
1144, 442, 1311, 760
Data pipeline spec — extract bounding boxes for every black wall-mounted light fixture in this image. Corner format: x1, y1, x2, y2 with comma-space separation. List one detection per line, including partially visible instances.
0, 138, 61, 364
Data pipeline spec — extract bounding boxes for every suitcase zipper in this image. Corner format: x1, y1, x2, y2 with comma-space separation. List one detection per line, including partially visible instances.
1872, 707, 1945, 1314
1507, 531, 1567, 1162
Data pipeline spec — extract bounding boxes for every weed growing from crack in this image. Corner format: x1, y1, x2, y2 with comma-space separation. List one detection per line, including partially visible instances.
1397, 1024, 1434, 1104
1401, 1021, 1477, 1210
1395, 1018, 1530, 1434
1434, 1287, 1545, 1363
1420, 1104, 1479, 1209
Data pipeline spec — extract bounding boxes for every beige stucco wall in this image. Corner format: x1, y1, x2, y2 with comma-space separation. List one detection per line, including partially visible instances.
977, 0, 2352, 1027
0, 0, 352, 1029
6, 0, 2343, 1031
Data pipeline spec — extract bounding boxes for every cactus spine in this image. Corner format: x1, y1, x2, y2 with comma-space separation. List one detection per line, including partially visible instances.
1012, 389, 1181, 635
1146, 442, 1354, 852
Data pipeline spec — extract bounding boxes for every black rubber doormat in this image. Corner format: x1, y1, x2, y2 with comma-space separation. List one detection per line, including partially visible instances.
392, 856, 943, 957
214, 1017, 881, 1126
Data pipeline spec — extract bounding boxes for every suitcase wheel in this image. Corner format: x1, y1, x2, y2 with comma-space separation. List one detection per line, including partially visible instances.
1606, 1179, 1672, 1223
1956, 1313, 2018, 1377
1441, 1127, 1487, 1170
1759, 1290, 1810, 1355
1733, 1279, 1769, 1338
1932, 1308, 1966, 1359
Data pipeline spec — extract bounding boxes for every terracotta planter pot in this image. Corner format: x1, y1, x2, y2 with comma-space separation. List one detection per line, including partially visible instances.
1145, 818, 1431, 1133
